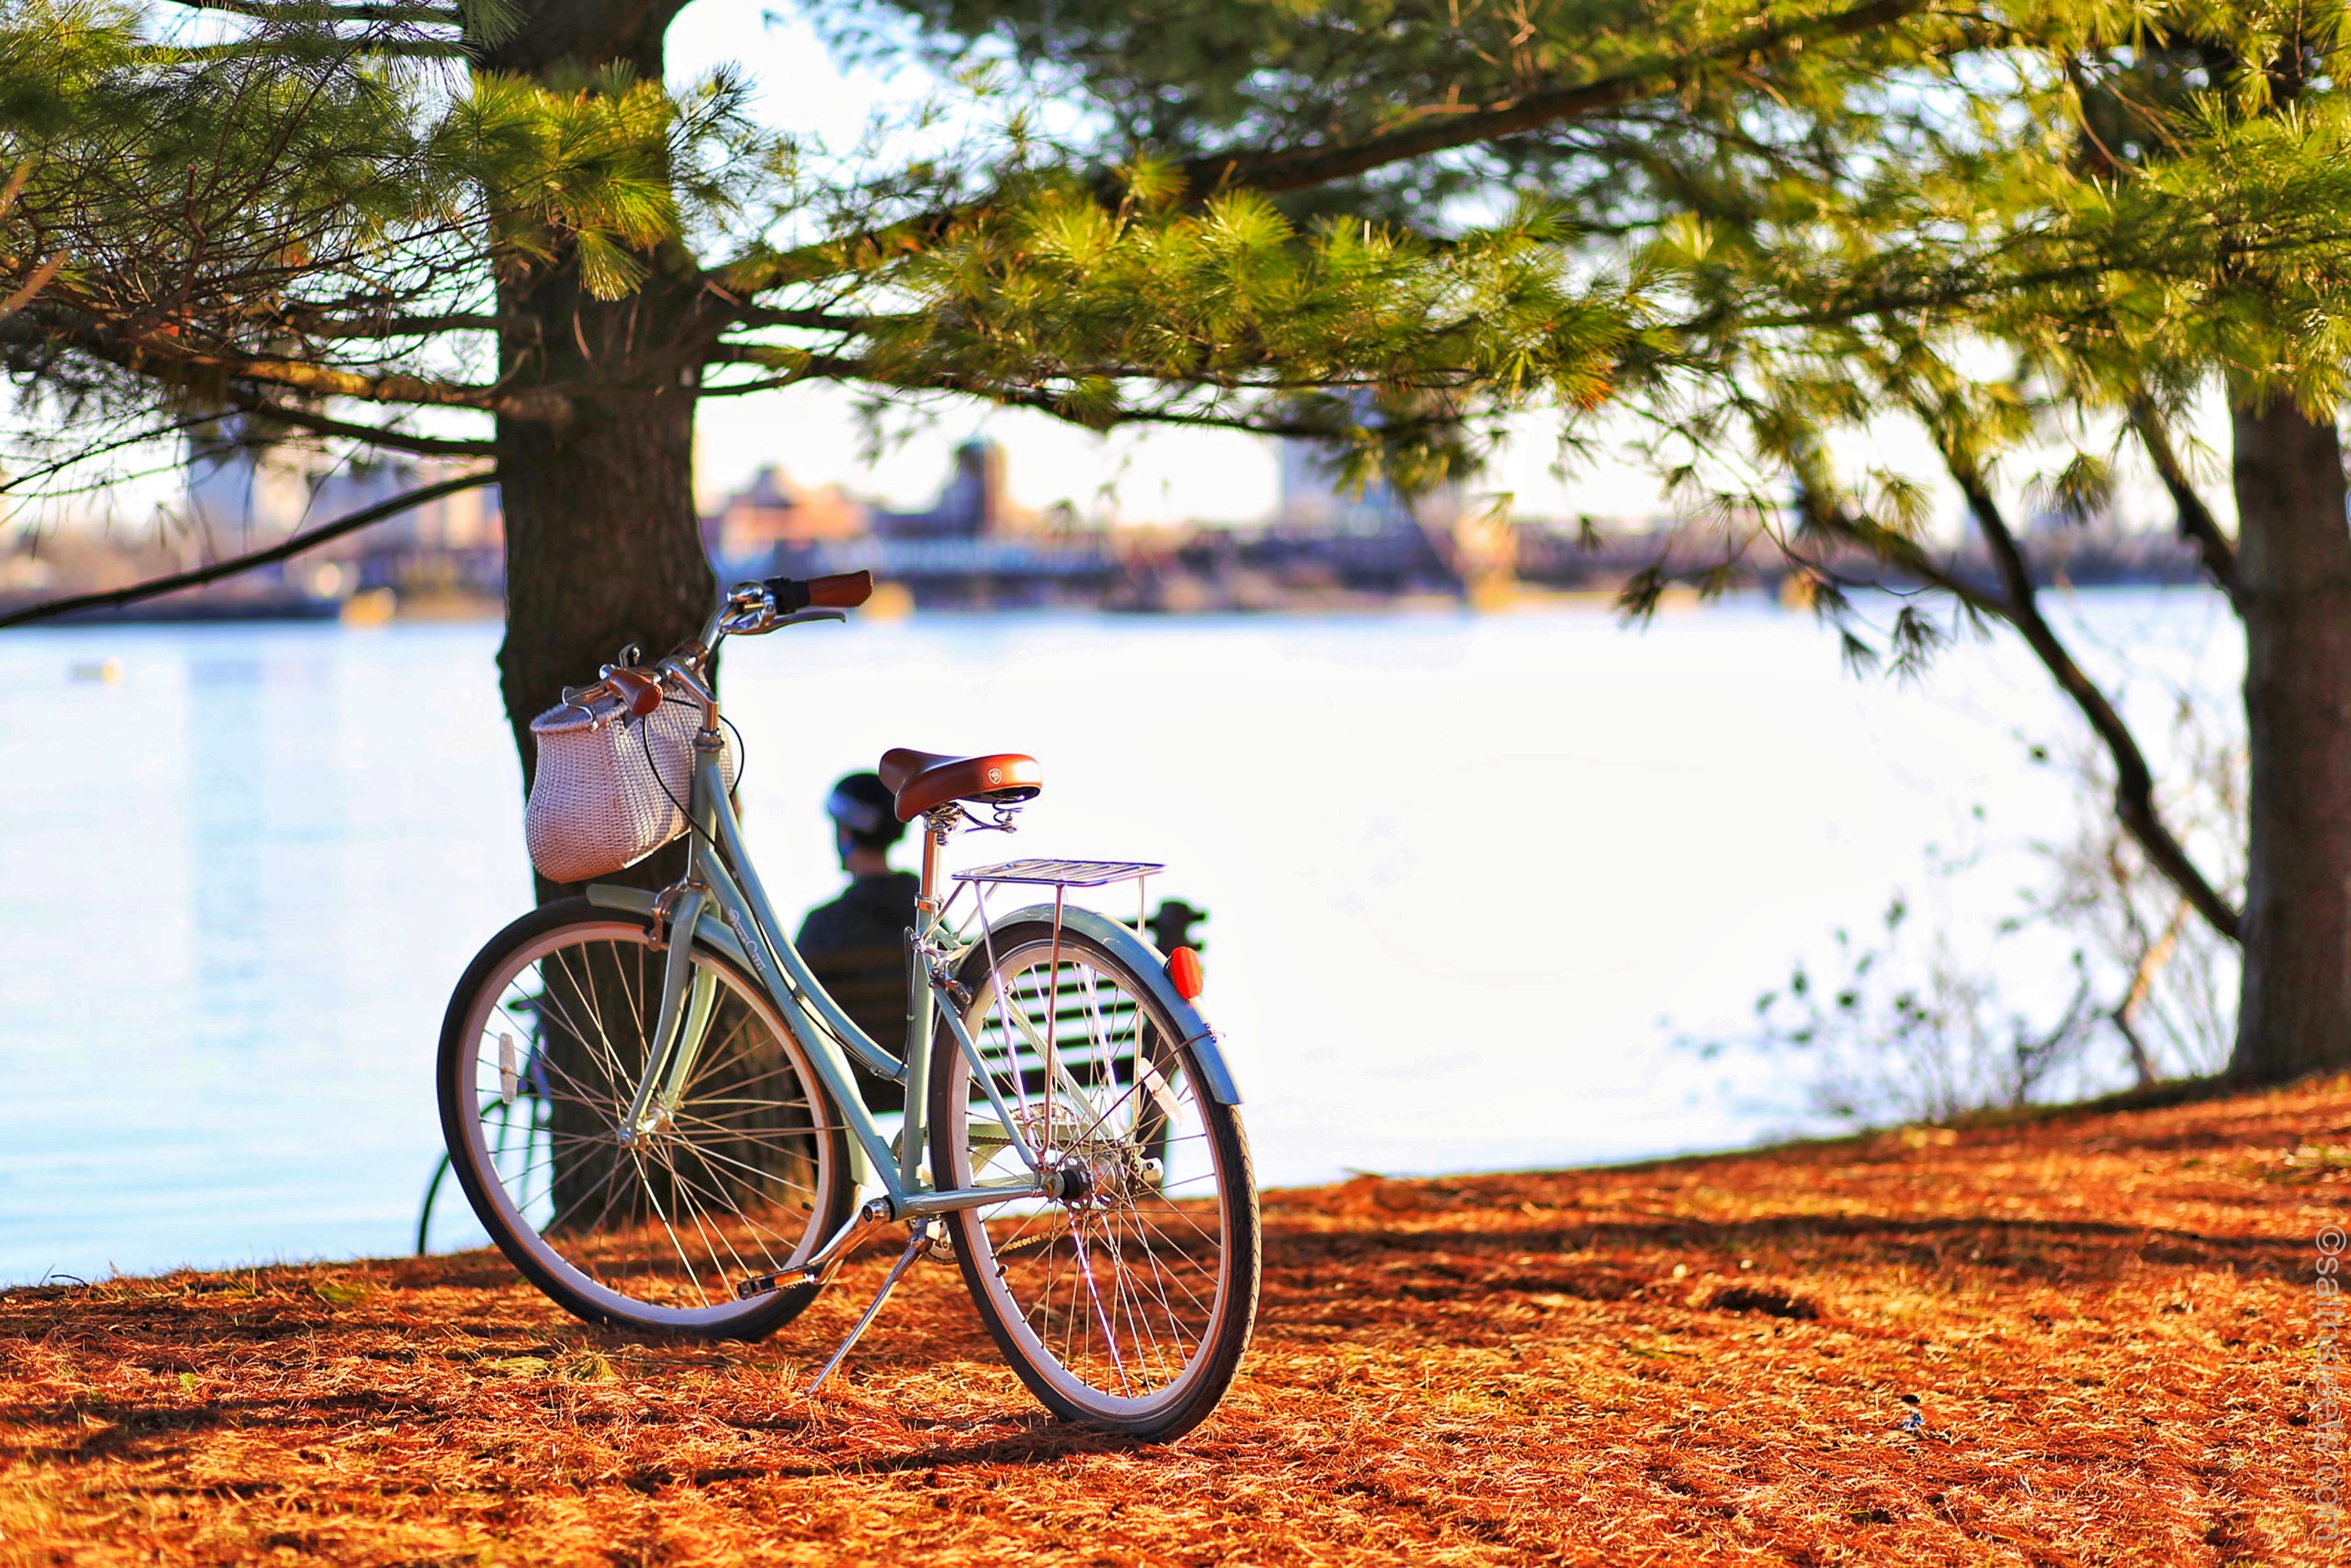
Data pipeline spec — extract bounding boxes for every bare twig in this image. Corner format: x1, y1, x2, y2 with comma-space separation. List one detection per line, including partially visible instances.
0, 469, 494, 630
0, 254, 67, 322
2112, 897, 2191, 1087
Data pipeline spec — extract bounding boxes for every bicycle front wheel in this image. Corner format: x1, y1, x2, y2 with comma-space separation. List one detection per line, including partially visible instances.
437, 899, 855, 1338
930, 919, 1259, 1439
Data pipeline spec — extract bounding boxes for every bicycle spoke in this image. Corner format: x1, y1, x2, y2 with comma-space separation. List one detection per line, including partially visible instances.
944, 927, 1247, 1419
453, 919, 841, 1326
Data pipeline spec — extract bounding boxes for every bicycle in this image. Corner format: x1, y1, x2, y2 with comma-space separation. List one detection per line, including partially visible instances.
434, 571, 1259, 1439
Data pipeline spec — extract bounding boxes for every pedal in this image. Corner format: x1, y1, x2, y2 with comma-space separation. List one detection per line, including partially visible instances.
739, 1196, 892, 1300
735, 1269, 801, 1300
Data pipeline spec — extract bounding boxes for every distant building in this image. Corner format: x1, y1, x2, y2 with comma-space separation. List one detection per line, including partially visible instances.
706, 438, 1108, 603
1275, 427, 1461, 535
1276, 438, 1415, 533
185, 431, 311, 544
303, 459, 503, 598
704, 465, 867, 565
182, 431, 501, 598
308, 461, 501, 554
875, 440, 1031, 538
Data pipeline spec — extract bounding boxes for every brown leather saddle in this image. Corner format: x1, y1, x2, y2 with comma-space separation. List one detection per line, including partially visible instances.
878, 747, 1044, 821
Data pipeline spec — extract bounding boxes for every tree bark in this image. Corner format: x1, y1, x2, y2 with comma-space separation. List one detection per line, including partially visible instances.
2230, 400, 2351, 1082
475, 1, 719, 903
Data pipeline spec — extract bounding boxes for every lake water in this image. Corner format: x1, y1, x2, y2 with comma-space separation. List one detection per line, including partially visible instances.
0, 591, 2242, 1283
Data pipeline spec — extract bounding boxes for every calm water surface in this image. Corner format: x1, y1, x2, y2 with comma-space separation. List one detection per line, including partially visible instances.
0, 594, 2238, 1282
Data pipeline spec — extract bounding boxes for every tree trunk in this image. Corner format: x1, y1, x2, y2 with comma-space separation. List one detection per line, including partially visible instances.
476, 1, 717, 903
465, 5, 756, 1229
2230, 400, 2351, 1082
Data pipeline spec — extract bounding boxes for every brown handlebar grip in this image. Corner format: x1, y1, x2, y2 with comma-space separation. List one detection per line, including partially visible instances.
805, 570, 873, 609
605, 667, 664, 718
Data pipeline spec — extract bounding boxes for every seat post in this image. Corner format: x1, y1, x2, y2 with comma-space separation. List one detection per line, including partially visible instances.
905, 807, 957, 1193
916, 808, 952, 921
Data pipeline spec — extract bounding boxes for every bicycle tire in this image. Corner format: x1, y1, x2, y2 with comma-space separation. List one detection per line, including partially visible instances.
437, 898, 856, 1339
929, 918, 1260, 1439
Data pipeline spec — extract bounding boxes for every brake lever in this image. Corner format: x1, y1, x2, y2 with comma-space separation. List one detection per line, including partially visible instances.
716, 603, 848, 637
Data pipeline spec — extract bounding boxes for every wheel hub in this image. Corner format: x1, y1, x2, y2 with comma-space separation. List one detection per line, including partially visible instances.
1046, 1143, 1157, 1210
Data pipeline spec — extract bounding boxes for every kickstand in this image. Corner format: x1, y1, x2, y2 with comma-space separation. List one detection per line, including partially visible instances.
804, 1223, 935, 1399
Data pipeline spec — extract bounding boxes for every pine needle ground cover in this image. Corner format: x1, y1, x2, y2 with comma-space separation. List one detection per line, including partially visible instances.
2, 1077, 2342, 1566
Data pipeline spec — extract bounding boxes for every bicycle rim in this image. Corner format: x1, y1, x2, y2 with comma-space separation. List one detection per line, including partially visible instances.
936, 924, 1255, 1430
442, 912, 847, 1333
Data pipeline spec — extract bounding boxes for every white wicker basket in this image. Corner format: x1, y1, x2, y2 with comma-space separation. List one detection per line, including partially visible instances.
524, 680, 736, 884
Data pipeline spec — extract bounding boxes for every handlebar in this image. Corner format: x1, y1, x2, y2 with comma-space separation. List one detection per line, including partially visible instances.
711, 569, 873, 641
611, 569, 875, 726
766, 570, 872, 613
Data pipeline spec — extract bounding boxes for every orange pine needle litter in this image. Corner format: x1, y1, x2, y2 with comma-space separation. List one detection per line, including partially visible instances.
2, 1076, 2343, 1565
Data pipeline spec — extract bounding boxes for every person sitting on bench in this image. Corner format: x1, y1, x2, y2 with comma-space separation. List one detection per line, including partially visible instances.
796, 771, 920, 1108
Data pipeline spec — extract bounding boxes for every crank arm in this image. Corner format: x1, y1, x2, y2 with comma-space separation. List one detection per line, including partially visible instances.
735, 1196, 891, 1300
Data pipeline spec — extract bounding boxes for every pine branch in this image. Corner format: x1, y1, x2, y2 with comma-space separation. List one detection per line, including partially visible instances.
0, 312, 568, 423
1780, 418, 2240, 944
1174, 0, 1936, 197
283, 311, 504, 339
2126, 395, 2239, 607
712, 0, 1942, 307
726, 305, 887, 334
212, 352, 562, 419
1940, 448, 2244, 945
162, 36, 471, 59
0, 470, 494, 631
696, 354, 1455, 438
158, 0, 464, 24
228, 395, 498, 457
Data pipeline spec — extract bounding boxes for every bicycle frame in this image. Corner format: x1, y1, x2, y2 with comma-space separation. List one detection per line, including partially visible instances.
613, 731, 1048, 1226
567, 598, 1243, 1294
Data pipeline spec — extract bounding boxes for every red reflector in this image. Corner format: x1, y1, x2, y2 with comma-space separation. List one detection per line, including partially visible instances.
1166, 946, 1205, 1000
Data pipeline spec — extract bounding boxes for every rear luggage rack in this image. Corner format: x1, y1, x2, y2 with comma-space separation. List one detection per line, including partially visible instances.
941, 859, 1172, 960
953, 858, 1165, 888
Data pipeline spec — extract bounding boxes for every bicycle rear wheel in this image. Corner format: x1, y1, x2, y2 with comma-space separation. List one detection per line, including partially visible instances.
929, 919, 1259, 1439
437, 899, 855, 1338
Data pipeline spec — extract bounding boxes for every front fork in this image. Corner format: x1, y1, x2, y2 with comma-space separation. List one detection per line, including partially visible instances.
618, 885, 718, 1145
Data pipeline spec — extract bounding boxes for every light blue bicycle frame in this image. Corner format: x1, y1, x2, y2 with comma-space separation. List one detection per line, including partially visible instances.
597, 726, 1050, 1229
567, 599, 1242, 1302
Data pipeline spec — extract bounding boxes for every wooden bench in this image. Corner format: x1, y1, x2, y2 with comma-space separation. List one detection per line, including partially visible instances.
807, 898, 1206, 1115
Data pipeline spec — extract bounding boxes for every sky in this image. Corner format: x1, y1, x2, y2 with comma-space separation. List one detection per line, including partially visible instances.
663, 0, 1682, 526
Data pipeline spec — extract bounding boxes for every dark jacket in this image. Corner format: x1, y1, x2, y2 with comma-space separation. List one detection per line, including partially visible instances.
795, 871, 919, 963
796, 871, 920, 1109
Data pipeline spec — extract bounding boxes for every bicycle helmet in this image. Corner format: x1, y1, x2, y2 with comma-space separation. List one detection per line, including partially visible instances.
825, 771, 907, 850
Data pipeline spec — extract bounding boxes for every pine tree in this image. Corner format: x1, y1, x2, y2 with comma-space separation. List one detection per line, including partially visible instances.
864, 0, 2351, 1082
10, 0, 2351, 1079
